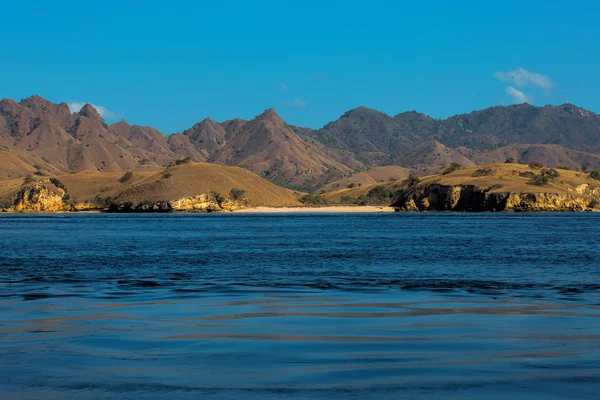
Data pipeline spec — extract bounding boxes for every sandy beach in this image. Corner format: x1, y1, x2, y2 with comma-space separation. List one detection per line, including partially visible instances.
233, 206, 395, 213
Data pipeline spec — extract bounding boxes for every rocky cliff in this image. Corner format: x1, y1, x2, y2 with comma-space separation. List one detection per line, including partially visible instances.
391, 183, 599, 212
2, 177, 245, 213
107, 193, 242, 213
10, 183, 67, 212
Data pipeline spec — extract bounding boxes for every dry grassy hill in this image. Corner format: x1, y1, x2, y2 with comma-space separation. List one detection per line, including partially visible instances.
320, 166, 410, 192
0, 162, 301, 209
322, 163, 600, 209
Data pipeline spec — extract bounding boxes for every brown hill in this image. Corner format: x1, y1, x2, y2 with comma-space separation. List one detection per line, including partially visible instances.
4, 95, 600, 194
0, 162, 301, 209
302, 103, 600, 171
206, 109, 356, 189
0, 96, 178, 175
166, 133, 208, 162
398, 140, 475, 172
437, 103, 600, 152
0, 147, 66, 180
173, 118, 227, 161
320, 166, 410, 192
303, 107, 430, 165
460, 144, 600, 171
111, 121, 176, 166
323, 163, 600, 210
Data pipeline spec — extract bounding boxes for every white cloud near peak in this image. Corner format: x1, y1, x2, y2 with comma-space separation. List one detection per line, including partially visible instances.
505, 86, 531, 104
67, 102, 116, 119
494, 67, 554, 90
282, 98, 306, 108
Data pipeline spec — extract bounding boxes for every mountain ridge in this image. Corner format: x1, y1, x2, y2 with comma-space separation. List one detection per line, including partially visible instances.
2, 95, 600, 191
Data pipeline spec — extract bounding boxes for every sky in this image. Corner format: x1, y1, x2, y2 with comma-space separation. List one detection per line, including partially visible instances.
1, 0, 599, 134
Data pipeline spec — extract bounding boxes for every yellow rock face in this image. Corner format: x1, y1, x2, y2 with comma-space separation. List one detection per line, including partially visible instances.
10, 184, 67, 212
505, 192, 591, 211
393, 183, 598, 212
170, 194, 241, 212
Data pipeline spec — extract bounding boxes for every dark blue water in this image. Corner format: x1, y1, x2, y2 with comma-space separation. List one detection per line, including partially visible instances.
1, 213, 599, 399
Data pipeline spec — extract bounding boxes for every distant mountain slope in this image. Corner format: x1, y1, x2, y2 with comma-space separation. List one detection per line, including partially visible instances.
0, 96, 179, 173
399, 140, 475, 169
305, 106, 430, 156
461, 144, 600, 170
302, 103, 600, 170
174, 118, 227, 161
206, 109, 356, 189
3, 95, 600, 192
436, 103, 600, 152
320, 166, 410, 192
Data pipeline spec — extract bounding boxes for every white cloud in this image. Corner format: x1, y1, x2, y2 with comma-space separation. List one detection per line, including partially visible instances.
282, 98, 306, 108
505, 86, 531, 104
279, 81, 289, 91
67, 102, 116, 119
494, 67, 554, 90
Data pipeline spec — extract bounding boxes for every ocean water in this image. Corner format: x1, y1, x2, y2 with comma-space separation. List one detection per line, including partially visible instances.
0, 213, 599, 400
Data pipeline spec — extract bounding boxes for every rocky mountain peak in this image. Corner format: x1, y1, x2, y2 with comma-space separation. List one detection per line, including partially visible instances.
78, 103, 103, 120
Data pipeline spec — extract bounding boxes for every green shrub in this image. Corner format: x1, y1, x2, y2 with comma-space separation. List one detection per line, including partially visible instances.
472, 167, 494, 177
0, 198, 13, 209
519, 171, 536, 179
347, 183, 356, 188
50, 178, 67, 191
162, 172, 172, 179
300, 194, 328, 205
93, 195, 122, 208
505, 157, 514, 163
403, 172, 421, 187
541, 168, 560, 180
442, 163, 462, 175
119, 171, 133, 183
210, 191, 226, 206
340, 195, 357, 204
229, 188, 246, 201
528, 161, 544, 169
527, 169, 559, 186
487, 184, 504, 191
23, 174, 35, 184
529, 174, 549, 186
590, 170, 600, 181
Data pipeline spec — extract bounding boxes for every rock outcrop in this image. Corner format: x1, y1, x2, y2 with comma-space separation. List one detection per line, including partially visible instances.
106, 193, 242, 213
170, 193, 241, 212
391, 183, 599, 212
5, 179, 244, 213
10, 183, 66, 212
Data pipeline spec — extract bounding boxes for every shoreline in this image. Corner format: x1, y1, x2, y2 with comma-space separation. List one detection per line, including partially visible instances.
232, 206, 395, 213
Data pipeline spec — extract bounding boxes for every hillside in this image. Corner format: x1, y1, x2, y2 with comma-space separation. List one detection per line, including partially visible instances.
320, 166, 410, 192
0, 162, 301, 211
0, 96, 178, 174
3, 95, 600, 193
206, 109, 356, 189
322, 163, 600, 212
302, 103, 600, 171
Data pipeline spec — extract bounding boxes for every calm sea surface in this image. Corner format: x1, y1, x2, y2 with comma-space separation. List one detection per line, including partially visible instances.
1, 213, 599, 399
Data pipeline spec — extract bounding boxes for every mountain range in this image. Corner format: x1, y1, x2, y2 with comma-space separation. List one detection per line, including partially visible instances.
2, 95, 600, 189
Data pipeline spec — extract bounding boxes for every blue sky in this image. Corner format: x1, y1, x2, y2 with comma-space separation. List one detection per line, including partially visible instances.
1, 1, 599, 133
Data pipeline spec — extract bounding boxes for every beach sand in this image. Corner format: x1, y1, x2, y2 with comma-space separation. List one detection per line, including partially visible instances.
233, 206, 395, 213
